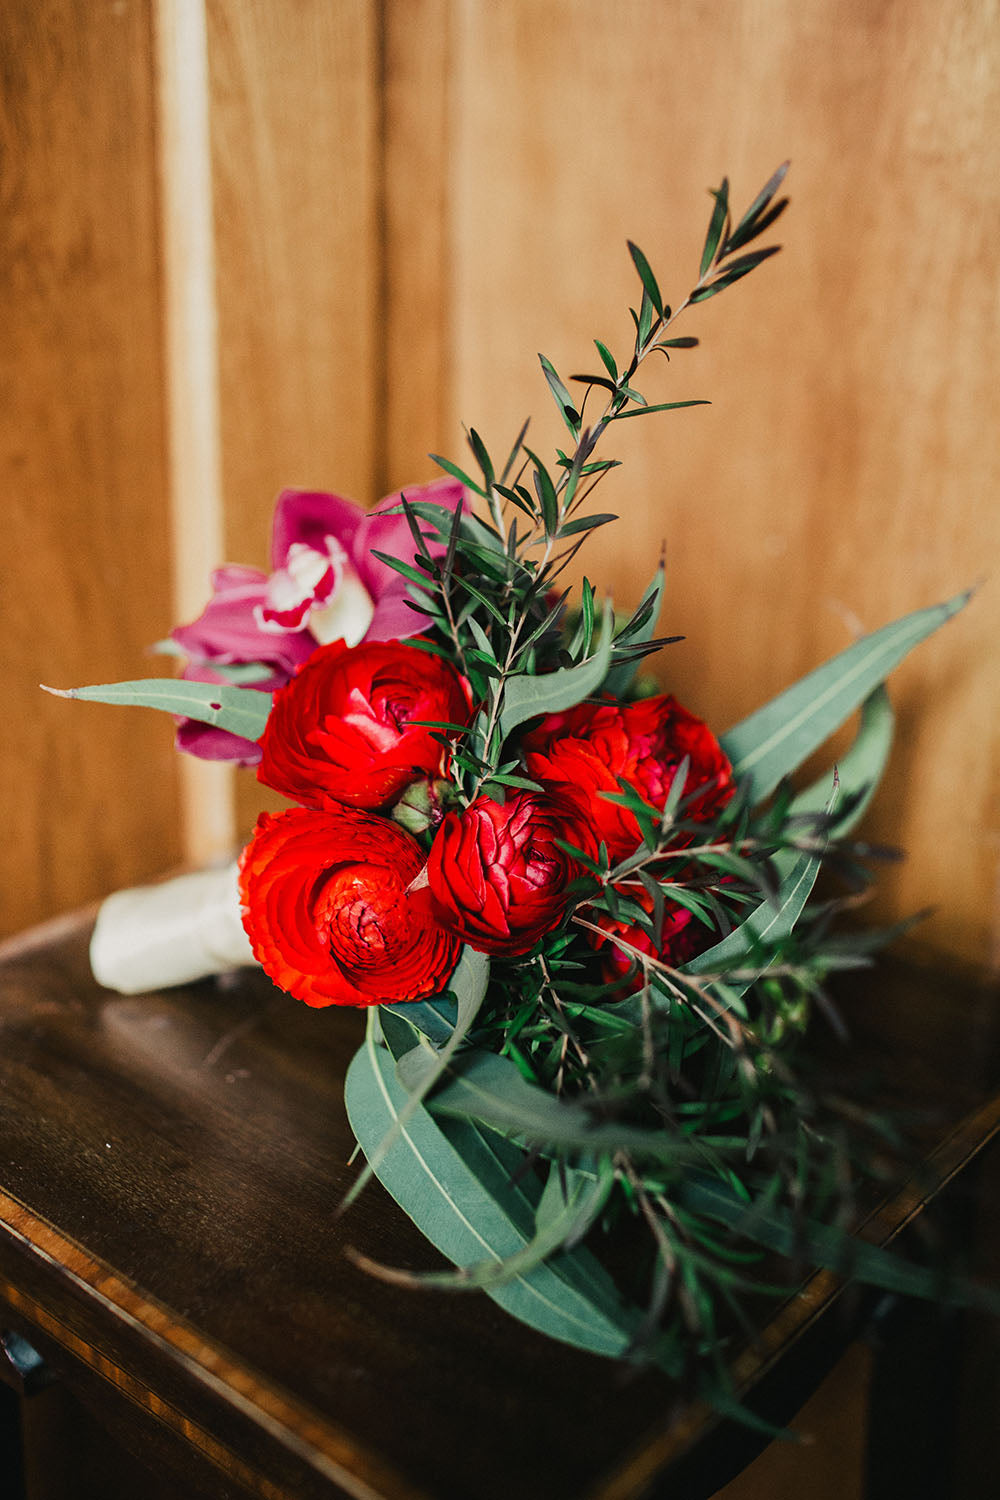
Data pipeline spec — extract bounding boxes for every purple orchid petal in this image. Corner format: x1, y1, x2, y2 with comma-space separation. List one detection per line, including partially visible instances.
174, 718, 263, 766
172, 663, 269, 766
353, 478, 464, 637
172, 566, 315, 678
270, 489, 366, 569
364, 586, 426, 641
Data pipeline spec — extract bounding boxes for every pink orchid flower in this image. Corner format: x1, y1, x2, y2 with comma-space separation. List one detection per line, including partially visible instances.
171, 477, 463, 763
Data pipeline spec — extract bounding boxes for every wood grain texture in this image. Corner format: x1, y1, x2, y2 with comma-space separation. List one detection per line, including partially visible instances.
202, 0, 382, 840
0, 0, 183, 938
381, 0, 453, 491
440, 0, 1000, 966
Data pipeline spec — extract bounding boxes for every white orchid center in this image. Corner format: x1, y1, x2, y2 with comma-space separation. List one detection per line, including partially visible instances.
256, 536, 375, 647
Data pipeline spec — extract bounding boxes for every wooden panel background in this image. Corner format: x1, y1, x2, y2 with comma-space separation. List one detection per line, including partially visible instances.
3, 0, 998, 973
0, 0, 183, 936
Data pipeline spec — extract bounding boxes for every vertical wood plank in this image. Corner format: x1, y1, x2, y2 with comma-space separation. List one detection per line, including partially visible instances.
0, 0, 183, 936
155, 0, 237, 865
441, 0, 1000, 966
382, 0, 453, 491
202, 0, 382, 837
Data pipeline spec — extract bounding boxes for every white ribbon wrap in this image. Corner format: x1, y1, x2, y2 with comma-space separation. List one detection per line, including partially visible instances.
90, 861, 258, 994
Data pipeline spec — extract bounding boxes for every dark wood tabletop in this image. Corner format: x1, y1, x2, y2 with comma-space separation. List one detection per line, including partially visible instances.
0, 908, 997, 1500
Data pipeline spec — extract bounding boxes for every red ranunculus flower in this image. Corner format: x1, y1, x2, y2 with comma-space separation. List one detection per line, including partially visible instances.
257, 639, 472, 810
522, 694, 734, 862
238, 805, 459, 1007
425, 791, 595, 956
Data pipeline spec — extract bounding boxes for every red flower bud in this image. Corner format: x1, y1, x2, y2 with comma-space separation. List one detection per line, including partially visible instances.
425, 791, 594, 956
239, 806, 459, 1007
589, 887, 704, 993
257, 639, 472, 810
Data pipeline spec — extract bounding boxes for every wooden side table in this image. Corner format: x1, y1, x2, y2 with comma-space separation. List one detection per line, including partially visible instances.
0, 909, 997, 1499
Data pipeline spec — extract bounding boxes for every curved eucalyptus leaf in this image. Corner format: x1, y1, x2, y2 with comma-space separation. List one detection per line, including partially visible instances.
42, 677, 273, 742
344, 1019, 636, 1355
785, 683, 893, 836
720, 589, 969, 804
352, 1158, 615, 1293
340, 946, 489, 1209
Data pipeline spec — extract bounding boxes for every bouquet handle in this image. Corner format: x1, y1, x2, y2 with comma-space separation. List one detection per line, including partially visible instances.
89, 861, 257, 995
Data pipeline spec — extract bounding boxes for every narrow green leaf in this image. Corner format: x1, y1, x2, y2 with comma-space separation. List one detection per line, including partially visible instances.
580, 577, 596, 657
627, 240, 663, 316
43, 677, 272, 742
558, 511, 618, 537
468, 427, 495, 491
700, 177, 730, 277
539, 353, 582, 435
691, 247, 781, 302
724, 198, 788, 255
636, 289, 655, 347
499, 416, 531, 484
721, 590, 970, 803
429, 452, 487, 498
594, 339, 618, 380
613, 398, 710, 420
618, 382, 647, 407
369, 550, 436, 589
680, 1175, 1000, 1311
602, 562, 665, 697
569, 373, 620, 395
526, 448, 560, 535
726, 161, 789, 248
454, 575, 510, 626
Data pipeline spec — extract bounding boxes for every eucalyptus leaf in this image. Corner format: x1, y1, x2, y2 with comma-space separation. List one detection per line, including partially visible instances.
43, 677, 272, 742
344, 1020, 635, 1355
352, 1158, 616, 1294
498, 600, 615, 742
340, 946, 489, 1209
786, 684, 893, 836
721, 590, 970, 804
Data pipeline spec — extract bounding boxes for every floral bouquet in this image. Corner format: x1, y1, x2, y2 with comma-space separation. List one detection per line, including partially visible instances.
50, 167, 978, 1417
